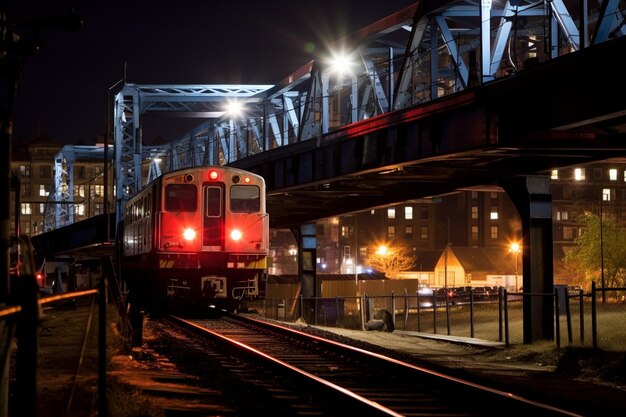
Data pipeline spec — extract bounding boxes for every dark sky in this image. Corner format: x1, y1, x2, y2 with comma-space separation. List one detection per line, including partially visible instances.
8, 0, 416, 145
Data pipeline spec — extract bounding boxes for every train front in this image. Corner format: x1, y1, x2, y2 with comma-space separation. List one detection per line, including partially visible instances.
158, 166, 269, 313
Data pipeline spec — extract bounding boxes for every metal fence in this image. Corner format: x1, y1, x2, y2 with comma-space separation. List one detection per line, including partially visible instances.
249, 282, 626, 352
0, 241, 128, 417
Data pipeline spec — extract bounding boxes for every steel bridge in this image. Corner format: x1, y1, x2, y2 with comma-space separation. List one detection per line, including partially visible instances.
34, 0, 626, 342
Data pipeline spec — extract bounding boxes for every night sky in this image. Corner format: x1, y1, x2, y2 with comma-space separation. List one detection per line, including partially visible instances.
8, 0, 416, 146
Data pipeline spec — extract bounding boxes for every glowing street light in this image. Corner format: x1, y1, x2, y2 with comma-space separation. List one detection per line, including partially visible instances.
509, 242, 521, 291
225, 100, 244, 118
328, 50, 355, 75
376, 245, 388, 256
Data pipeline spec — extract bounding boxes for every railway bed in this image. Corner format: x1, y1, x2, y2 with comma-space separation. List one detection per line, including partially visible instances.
119, 313, 591, 416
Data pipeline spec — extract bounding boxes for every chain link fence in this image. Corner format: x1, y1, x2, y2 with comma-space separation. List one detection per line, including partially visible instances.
248, 281, 626, 352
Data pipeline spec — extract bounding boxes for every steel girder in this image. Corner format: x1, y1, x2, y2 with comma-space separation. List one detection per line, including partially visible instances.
101, 0, 623, 227
45, 145, 109, 231
112, 83, 273, 223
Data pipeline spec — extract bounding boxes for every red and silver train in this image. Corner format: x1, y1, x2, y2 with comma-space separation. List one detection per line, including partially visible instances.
119, 166, 269, 313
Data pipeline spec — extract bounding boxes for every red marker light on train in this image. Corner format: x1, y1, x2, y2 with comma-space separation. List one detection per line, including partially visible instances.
243, 176, 251, 184
183, 228, 196, 241
208, 170, 219, 180
230, 229, 242, 241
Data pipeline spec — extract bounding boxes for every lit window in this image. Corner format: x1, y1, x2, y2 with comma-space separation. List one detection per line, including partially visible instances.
405, 206, 413, 220
387, 225, 395, 239
602, 188, 611, 201
39, 184, 48, 196
405, 225, 413, 237
574, 168, 585, 181
609, 169, 618, 181
39, 204, 45, 214
471, 206, 478, 219
551, 169, 558, 180
74, 184, 85, 197
21, 203, 32, 215
491, 226, 498, 239
420, 226, 428, 239
76, 204, 85, 216
387, 208, 395, 219
556, 211, 569, 221
471, 226, 478, 240
490, 208, 498, 220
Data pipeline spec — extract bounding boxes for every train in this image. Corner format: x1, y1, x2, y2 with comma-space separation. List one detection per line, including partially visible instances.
119, 165, 269, 314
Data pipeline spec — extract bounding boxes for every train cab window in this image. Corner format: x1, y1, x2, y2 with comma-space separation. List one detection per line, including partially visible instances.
165, 184, 197, 212
230, 185, 260, 213
204, 186, 222, 217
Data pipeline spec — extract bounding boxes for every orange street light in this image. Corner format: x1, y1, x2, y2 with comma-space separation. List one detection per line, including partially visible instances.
509, 242, 521, 290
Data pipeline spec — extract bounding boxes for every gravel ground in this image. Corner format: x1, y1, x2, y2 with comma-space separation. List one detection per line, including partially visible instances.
15, 303, 626, 417
278, 317, 626, 417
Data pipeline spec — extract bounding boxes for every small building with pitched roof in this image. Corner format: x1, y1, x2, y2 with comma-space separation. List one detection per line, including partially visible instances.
433, 246, 519, 290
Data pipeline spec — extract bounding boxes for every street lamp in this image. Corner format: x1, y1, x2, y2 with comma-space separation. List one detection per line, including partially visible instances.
509, 242, 521, 291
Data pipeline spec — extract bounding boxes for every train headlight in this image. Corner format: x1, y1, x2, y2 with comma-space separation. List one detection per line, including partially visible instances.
183, 228, 196, 241
230, 229, 242, 241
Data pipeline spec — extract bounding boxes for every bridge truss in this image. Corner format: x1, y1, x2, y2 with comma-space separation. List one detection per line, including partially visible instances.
45, 0, 625, 230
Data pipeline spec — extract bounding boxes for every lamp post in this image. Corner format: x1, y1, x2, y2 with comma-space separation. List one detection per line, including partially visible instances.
509, 242, 521, 291
600, 192, 606, 303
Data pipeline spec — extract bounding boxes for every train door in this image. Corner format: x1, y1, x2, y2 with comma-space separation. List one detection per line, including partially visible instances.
202, 184, 224, 249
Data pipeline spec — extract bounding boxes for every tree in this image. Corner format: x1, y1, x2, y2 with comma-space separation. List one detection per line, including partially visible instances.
366, 244, 416, 279
563, 212, 626, 288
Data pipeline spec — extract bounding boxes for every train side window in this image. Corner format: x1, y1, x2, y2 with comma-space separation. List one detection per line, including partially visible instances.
165, 184, 197, 212
145, 193, 151, 217
204, 186, 222, 217
230, 185, 260, 213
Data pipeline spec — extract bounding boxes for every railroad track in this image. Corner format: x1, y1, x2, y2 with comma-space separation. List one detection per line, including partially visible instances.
161, 313, 583, 417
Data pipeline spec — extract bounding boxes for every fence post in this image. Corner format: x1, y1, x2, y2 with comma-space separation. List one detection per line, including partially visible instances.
579, 289, 584, 344
503, 289, 510, 348
432, 293, 437, 334
591, 281, 597, 349
554, 289, 561, 351
403, 291, 408, 330
15, 274, 41, 417
416, 291, 421, 332
498, 287, 503, 342
360, 294, 366, 330
470, 289, 475, 338
391, 291, 396, 328
565, 288, 572, 344
98, 275, 107, 417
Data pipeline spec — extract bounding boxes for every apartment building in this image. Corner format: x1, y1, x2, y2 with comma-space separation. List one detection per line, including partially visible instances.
10, 136, 107, 238
335, 161, 626, 283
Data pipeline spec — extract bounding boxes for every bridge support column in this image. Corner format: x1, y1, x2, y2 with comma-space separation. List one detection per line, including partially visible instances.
292, 223, 317, 298
501, 175, 554, 343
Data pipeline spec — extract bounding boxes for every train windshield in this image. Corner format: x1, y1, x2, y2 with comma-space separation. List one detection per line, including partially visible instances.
165, 184, 197, 211
230, 185, 260, 213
